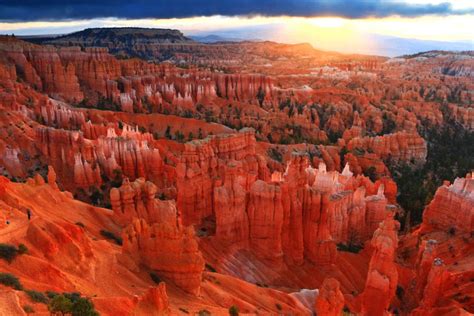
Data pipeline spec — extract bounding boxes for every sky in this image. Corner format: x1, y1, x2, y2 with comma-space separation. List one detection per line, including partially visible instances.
0, 0, 472, 55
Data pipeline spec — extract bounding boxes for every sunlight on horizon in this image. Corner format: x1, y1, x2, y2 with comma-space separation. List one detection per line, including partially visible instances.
1, 15, 472, 42
0, 14, 472, 56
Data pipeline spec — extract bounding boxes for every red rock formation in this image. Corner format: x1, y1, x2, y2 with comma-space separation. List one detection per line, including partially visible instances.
0, 41, 84, 102
302, 186, 338, 265
447, 104, 474, 130
421, 173, 474, 233
122, 217, 205, 295
247, 180, 285, 262
35, 122, 164, 191
58, 46, 121, 98
26, 217, 94, 274
347, 131, 427, 164
74, 152, 102, 188
1, 147, 25, 178
47, 165, 59, 190
213, 163, 249, 243
314, 278, 345, 316
361, 216, 399, 316
176, 128, 266, 226
280, 154, 308, 265
133, 284, 171, 316
111, 178, 176, 226
411, 258, 451, 315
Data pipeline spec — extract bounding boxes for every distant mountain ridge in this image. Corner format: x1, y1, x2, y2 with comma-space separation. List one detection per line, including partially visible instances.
25, 27, 195, 61
190, 34, 260, 43
22, 27, 342, 64
19, 26, 473, 58
187, 25, 473, 57
44, 27, 194, 44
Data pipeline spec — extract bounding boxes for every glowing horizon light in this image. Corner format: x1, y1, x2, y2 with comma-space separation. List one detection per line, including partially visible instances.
0, 14, 472, 56
309, 17, 346, 28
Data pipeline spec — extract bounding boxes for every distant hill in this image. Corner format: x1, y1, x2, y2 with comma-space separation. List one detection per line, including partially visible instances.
21, 27, 339, 64
42, 27, 194, 44
190, 34, 259, 43
187, 26, 473, 57
24, 27, 196, 61
401, 50, 474, 59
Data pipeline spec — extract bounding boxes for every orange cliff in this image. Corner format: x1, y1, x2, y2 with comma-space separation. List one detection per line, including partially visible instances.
111, 177, 205, 295
407, 174, 474, 315
0, 38, 275, 112
347, 131, 428, 164
174, 129, 398, 268
314, 278, 345, 316
0, 174, 171, 315
176, 128, 268, 226
122, 218, 205, 296
0, 174, 313, 315
391, 174, 474, 315
110, 178, 174, 226
421, 174, 474, 234
360, 216, 400, 315
0, 34, 473, 316
0, 39, 83, 103
35, 123, 164, 191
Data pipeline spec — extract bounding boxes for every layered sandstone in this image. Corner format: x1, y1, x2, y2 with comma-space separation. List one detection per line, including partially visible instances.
122, 217, 205, 295
132, 284, 171, 316
176, 128, 266, 225
314, 278, 345, 316
35, 123, 163, 190
347, 131, 427, 164
421, 173, 474, 233
110, 178, 176, 226
361, 216, 399, 316
185, 135, 396, 266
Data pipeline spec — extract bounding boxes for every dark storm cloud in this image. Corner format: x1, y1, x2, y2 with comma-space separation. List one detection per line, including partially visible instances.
0, 0, 472, 22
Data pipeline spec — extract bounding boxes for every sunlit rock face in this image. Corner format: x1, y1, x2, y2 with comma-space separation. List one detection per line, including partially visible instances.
361, 217, 399, 316
421, 174, 474, 233
123, 217, 205, 295
314, 278, 345, 316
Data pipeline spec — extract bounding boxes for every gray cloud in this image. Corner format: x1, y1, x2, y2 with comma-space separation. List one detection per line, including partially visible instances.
0, 0, 472, 22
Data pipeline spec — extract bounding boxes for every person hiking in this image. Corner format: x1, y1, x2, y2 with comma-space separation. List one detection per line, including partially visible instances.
27, 208, 31, 221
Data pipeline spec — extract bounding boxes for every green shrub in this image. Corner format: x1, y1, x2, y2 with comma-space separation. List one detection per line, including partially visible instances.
229, 305, 239, 316
99, 230, 123, 245
71, 297, 99, 316
0, 244, 19, 262
268, 148, 283, 162
390, 121, 474, 227
276, 303, 282, 311
0, 272, 23, 290
198, 309, 211, 316
18, 244, 28, 255
336, 243, 362, 254
48, 295, 73, 315
25, 290, 48, 304
46, 291, 59, 299
150, 272, 161, 284
63, 292, 81, 303
23, 305, 34, 314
